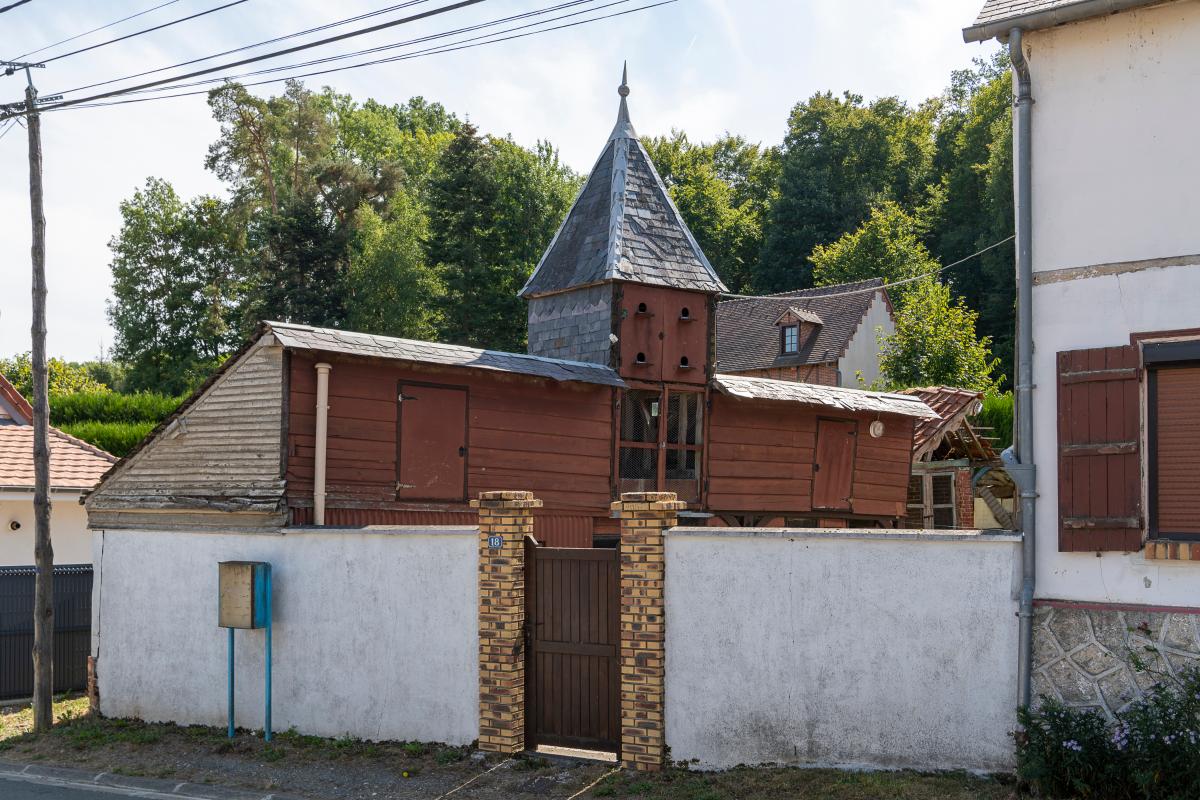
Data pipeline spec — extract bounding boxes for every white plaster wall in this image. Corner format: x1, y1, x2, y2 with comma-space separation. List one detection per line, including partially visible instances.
665, 529, 1021, 772
92, 526, 478, 744
1027, 2, 1200, 273
838, 292, 893, 388
1032, 266, 1200, 606
0, 493, 92, 566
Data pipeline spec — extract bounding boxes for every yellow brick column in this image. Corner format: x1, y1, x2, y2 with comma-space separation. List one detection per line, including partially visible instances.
472, 490, 541, 754
614, 491, 685, 771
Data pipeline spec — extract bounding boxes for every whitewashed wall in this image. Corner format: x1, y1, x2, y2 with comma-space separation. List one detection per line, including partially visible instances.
92, 526, 478, 744
838, 291, 893, 389
1026, 3, 1200, 606
665, 528, 1021, 772
0, 493, 91, 566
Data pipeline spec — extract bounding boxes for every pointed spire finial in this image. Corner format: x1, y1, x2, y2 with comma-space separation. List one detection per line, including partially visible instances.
610, 61, 636, 140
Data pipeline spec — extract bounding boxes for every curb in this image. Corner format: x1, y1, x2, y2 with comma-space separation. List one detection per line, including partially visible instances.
0, 759, 307, 799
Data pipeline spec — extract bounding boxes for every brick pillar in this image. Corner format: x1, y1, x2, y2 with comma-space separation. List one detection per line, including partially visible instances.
613, 491, 685, 771
472, 490, 541, 754
956, 467, 975, 528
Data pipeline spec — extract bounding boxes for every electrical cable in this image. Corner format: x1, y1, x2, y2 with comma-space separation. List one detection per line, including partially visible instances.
37, 0, 253, 65
51, 0, 434, 96
12, 0, 184, 61
718, 235, 1017, 303
0, 0, 33, 16
98, 0, 622, 99
25, 0, 674, 116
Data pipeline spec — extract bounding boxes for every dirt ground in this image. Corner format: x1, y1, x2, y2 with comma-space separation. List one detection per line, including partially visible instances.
1, 698, 1018, 800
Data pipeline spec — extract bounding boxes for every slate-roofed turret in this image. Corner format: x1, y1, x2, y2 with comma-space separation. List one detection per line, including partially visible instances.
520, 65, 727, 298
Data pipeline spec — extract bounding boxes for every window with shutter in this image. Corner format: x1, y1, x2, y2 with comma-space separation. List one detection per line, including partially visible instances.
1144, 340, 1200, 541
1056, 345, 1143, 552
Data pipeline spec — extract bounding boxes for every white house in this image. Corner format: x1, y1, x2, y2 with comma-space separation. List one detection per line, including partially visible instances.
0, 374, 114, 566
965, 0, 1200, 718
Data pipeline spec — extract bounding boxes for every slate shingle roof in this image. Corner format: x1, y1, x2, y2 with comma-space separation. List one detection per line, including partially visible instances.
715, 279, 890, 373
520, 83, 726, 298
963, 0, 1161, 40
267, 321, 626, 388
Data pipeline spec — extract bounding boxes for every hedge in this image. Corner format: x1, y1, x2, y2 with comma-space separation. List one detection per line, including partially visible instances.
49, 391, 183, 426
58, 421, 158, 458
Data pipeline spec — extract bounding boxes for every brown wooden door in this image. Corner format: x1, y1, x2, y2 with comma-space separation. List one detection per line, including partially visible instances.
396, 383, 467, 501
812, 418, 857, 510
525, 546, 620, 752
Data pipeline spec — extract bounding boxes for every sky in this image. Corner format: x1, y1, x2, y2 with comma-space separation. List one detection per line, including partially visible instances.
0, 0, 997, 362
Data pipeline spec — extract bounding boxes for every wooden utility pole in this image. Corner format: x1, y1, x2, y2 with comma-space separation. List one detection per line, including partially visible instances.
25, 68, 54, 734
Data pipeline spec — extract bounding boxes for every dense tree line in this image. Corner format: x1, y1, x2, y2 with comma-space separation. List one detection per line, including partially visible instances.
103, 52, 1014, 395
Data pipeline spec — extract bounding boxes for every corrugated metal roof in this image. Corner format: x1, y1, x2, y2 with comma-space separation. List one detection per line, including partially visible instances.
901, 386, 994, 461
520, 77, 727, 298
267, 322, 627, 388
716, 279, 889, 372
713, 374, 939, 420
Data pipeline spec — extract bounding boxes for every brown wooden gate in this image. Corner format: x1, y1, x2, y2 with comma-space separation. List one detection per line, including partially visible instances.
524, 543, 620, 752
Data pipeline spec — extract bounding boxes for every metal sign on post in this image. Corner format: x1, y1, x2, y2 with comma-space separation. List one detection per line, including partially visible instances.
218, 561, 273, 741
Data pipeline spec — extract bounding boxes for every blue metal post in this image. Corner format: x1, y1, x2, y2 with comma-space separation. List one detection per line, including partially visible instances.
264, 565, 272, 742
227, 627, 235, 739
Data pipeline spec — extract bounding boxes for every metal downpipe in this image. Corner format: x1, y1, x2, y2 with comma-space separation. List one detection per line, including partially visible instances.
1009, 26, 1037, 710
314, 362, 332, 526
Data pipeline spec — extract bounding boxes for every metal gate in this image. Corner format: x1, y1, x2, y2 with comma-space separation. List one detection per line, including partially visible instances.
524, 543, 620, 752
0, 564, 93, 700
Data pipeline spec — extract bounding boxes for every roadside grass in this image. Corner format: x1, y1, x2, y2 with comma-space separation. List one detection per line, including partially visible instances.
591, 765, 1018, 800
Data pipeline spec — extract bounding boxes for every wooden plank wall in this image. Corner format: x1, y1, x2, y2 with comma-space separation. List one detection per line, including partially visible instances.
706, 393, 913, 518
286, 352, 613, 528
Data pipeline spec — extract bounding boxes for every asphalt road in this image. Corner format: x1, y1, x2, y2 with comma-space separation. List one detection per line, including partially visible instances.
0, 774, 234, 799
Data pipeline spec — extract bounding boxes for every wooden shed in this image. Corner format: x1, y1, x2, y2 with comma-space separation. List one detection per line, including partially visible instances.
85, 76, 936, 543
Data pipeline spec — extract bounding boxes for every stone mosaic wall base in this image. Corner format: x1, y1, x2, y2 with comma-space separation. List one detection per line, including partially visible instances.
1032, 601, 1200, 719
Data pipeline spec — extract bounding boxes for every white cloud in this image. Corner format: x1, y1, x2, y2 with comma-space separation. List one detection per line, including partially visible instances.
0, 0, 993, 361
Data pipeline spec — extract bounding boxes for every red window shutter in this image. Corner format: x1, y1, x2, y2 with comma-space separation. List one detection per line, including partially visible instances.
1056, 345, 1143, 552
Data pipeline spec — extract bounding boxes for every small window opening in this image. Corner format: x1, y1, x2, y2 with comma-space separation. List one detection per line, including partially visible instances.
680, 306, 690, 320
637, 302, 648, 314
679, 356, 690, 369
635, 352, 647, 364
781, 324, 799, 354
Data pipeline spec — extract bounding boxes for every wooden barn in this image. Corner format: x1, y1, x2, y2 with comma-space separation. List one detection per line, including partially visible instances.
85, 76, 935, 545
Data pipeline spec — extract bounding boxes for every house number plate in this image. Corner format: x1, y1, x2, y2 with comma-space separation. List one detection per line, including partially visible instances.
487, 535, 504, 550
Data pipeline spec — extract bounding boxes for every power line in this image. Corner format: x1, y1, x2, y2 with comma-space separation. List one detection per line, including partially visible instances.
38, 0, 253, 65
52, 1, 432, 97
1, 0, 489, 116
0, 0, 33, 15
12, 0, 184, 61
719, 235, 1017, 304
44, 1, 676, 114
0, 118, 17, 140
94, 0, 617, 100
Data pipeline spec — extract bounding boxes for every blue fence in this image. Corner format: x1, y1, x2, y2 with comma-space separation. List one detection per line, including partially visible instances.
0, 564, 93, 700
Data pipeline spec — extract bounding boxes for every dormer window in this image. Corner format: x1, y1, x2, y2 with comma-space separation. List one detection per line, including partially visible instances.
773, 306, 823, 357
781, 325, 799, 354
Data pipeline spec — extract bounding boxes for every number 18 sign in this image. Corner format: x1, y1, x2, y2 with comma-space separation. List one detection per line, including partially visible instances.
487, 534, 504, 550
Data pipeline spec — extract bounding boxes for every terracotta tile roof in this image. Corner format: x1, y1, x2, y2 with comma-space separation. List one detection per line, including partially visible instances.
715, 279, 889, 373
900, 386, 996, 462
713, 374, 938, 420
0, 425, 117, 491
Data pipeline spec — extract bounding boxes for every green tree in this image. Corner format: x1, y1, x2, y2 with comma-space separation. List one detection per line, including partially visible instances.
642, 131, 776, 292
107, 178, 248, 394
755, 92, 936, 292
878, 277, 1001, 393
809, 201, 935, 307
0, 354, 108, 398
427, 125, 577, 351
347, 191, 442, 340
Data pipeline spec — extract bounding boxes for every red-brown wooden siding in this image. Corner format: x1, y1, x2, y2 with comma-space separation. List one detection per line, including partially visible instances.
706, 393, 913, 517
616, 284, 709, 385
286, 352, 613, 523
1152, 365, 1200, 536
1056, 345, 1143, 552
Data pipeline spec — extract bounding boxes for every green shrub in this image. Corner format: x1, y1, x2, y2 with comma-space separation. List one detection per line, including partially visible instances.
58, 421, 157, 457
50, 391, 183, 426
975, 392, 1013, 452
1016, 667, 1200, 800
